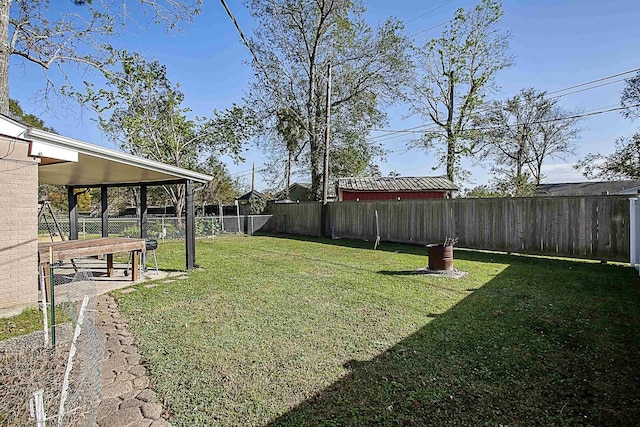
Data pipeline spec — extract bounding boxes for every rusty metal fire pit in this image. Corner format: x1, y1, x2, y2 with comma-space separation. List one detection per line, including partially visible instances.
426, 244, 454, 271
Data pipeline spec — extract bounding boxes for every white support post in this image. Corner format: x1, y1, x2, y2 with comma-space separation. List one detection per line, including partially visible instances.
235, 200, 241, 233
219, 201, 225, 232
31, 389, 46, 427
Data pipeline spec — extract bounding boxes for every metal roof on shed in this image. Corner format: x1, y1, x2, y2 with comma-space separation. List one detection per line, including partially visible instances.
337, 176, 458, 192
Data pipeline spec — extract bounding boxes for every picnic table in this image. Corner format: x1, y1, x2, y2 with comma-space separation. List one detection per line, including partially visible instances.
38, 237, 147, 297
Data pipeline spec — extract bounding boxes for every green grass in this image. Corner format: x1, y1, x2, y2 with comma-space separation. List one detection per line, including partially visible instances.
0, 306, 72, 342
114, 235, 640, 426
0, 308, 45, 341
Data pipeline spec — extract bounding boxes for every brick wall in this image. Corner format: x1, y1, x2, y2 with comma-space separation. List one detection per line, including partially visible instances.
0, 137, 39, 318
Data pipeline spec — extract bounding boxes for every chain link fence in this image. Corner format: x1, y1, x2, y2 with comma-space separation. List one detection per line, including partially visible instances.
0, 260, 104, 426
38, 215, 273, 241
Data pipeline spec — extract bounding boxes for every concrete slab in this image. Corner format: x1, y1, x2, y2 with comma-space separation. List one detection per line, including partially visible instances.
48, 258, 177, 303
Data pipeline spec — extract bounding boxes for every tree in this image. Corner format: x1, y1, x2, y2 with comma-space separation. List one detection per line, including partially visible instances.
244, 0, 411, 200
275, 107, 304, 199
408, 0, 512, 183
0, 0, 202, 115
463, 184, 505, 198
621, 71, 640, 120
81, 51, 252, 216
577, 71, 640, 180
8, 98, 56, 131
578, 135, 640, 180
198, 156, 242, 205
480, 88, 580, 195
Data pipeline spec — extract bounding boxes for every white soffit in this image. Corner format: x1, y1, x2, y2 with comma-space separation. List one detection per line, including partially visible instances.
27, 128, 212, 186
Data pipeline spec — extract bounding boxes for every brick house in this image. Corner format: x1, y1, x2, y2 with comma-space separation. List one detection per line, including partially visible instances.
0, 133, 40, 316
0, 115, 211, 318
336, 176, 458, 201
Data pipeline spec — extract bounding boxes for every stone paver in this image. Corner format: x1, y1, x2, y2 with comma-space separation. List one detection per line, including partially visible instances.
96, 295, 172, 426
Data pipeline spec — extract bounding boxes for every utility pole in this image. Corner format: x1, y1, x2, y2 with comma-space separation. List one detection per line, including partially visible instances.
321, 62, 332, 237
251, 162, 255, 192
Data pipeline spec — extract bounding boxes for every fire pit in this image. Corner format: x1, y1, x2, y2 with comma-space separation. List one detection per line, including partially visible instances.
414, 237, 467, 278
426, 244, 454, 271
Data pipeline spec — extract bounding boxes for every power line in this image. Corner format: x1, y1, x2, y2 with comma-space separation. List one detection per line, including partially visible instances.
367, 69, 640, 143
547, 67, 640, 95
409, 20, 450, 38
469, 104, 639, 132
218, 0, 311, 137
230, 166, 267, 177
405, 0, 455, 24
379, 104, 639, 154
550, 77, 629, 99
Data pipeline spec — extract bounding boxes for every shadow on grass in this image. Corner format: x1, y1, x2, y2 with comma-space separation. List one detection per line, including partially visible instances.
256, 231, 625, 270
267, 252, 640, 426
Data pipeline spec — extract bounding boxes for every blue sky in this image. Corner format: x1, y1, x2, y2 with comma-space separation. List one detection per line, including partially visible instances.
9, 0, 640, 191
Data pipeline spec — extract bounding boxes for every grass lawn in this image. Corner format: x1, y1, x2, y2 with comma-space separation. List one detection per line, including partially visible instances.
114, 234, 640, 426
0, 307, 72, 341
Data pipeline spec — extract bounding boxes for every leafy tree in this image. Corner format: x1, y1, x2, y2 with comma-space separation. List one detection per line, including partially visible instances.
247, 193, 267, 215
463, 184, 506, 198
408, 0, 512, 183
244, 0, 411, 200
480, 88, 580, 195
621, 71, 640, 120
8, 99, 56, 131
198, 157, 242, 205
578, 135, 640, 180
0, 0, 202, 114
275, 107, 304, 199
577, 71, 640, 180
81, 51, 252, 216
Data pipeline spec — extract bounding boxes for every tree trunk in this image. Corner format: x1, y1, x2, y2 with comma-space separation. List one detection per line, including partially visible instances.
310, 135, 322, 200
446, 133, 455, 182
174, 184, 185, 219
285, 153, 291, 199
0, 0, 11, 115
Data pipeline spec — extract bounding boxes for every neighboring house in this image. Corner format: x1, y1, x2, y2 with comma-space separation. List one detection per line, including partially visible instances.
535, 181, 640, 196
336, 176, 458, 201
279, 182, 314, 202
275, 182, 336, 202
236, 190, 269, 214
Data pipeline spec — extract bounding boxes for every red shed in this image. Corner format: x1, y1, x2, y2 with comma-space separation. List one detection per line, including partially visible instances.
336, 176, 458, 201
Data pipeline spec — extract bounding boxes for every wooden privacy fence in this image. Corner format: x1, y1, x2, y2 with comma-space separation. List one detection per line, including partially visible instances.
264, 196, 631, 262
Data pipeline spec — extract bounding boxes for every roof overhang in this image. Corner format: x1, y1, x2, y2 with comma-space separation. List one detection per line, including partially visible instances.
0, 114, 212, 187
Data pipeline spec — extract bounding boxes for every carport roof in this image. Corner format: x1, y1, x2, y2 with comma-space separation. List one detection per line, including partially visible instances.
0, 114, 212, 186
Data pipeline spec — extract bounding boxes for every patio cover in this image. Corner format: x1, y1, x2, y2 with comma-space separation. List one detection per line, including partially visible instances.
0, 114, 212, 270
29, 128, 212, 186
0, 114, 212, 186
